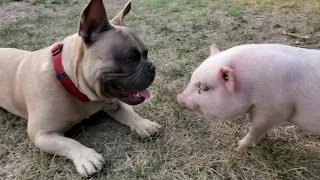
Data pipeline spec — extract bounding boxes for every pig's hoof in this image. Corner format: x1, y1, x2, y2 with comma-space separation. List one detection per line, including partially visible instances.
237, 138, 256, 151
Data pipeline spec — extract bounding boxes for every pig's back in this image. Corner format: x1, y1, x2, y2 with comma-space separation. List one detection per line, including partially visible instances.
228, 44, 320, 89
236, 44, 320, 87
229, 44, 320, 131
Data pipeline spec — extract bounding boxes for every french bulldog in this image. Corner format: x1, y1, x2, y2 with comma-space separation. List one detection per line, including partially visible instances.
0, 0, 161, 177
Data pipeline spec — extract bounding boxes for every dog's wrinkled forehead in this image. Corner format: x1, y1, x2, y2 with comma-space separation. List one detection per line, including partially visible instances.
106, 26, 147, 58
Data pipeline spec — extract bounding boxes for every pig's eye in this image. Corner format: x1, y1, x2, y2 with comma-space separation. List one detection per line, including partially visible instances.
197, 82, 210, 93
202, 84, 209, 91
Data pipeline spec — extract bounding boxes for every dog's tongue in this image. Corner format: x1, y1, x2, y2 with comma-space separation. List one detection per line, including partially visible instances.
137, 90, 151, 99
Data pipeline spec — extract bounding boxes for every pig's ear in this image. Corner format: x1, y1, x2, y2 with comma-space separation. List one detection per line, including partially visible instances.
210, 44, 220, 56
219, 66, 235, 92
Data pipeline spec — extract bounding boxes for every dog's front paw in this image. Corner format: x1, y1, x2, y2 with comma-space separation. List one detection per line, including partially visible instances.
73, 148, 105, 177
131, 119, 162, 138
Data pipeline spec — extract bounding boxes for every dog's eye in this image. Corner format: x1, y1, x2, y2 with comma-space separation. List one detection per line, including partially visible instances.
127, 58, 137, 64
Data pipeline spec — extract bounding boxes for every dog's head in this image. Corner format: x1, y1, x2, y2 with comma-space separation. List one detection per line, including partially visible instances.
77, 0, 155, 105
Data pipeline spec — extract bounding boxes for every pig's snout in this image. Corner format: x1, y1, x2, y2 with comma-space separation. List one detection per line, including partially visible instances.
177, 94, 186, 108
177, 93, 195, 111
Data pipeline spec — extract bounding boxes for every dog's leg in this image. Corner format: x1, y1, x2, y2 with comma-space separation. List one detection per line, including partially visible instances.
104, 100, 162, 138
29, 130, 105, 177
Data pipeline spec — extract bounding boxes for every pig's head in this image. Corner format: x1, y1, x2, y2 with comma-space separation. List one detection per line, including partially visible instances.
177, 44, 250, 120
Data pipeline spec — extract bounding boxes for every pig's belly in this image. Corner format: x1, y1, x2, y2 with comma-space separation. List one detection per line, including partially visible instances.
289, 106, 320, 134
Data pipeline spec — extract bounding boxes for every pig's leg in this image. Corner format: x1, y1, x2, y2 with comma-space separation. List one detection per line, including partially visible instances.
237, 112, 283, 150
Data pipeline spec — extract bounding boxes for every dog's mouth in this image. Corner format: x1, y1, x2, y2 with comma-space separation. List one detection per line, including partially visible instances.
108, 84, 151, 105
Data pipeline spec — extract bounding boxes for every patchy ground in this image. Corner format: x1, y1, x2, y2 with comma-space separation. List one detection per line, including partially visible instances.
1, 0, 320, 179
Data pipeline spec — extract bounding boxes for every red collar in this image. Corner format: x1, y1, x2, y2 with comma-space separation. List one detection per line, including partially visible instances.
51, 43, 90, 102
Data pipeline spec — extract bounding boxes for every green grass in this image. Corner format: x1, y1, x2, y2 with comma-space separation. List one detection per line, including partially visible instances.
147, 0, 175, 8
215, 2, 248, 18
1, 0, 320, 179
0, 0, 15, 5
0, 13, 79, 50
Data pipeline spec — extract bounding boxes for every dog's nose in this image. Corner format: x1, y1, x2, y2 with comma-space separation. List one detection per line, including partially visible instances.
149, 64, 156, 74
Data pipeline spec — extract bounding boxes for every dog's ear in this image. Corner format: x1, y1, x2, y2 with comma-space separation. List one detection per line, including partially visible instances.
110, 0, 131, 26
78, 0, 112, 44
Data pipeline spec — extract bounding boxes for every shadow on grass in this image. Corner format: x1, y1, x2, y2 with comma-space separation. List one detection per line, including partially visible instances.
65, 111, 130, 153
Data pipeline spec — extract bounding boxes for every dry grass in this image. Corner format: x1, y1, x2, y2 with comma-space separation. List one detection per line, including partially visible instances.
1, 0, 320, 179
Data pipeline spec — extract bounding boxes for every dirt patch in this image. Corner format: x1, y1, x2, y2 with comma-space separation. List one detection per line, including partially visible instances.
0, 0, 136, 28
0, 2, 46, 27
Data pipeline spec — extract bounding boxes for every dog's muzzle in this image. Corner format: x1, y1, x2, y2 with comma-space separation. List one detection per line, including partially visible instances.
116, 61, 156, 90
101, 61, 156, 91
